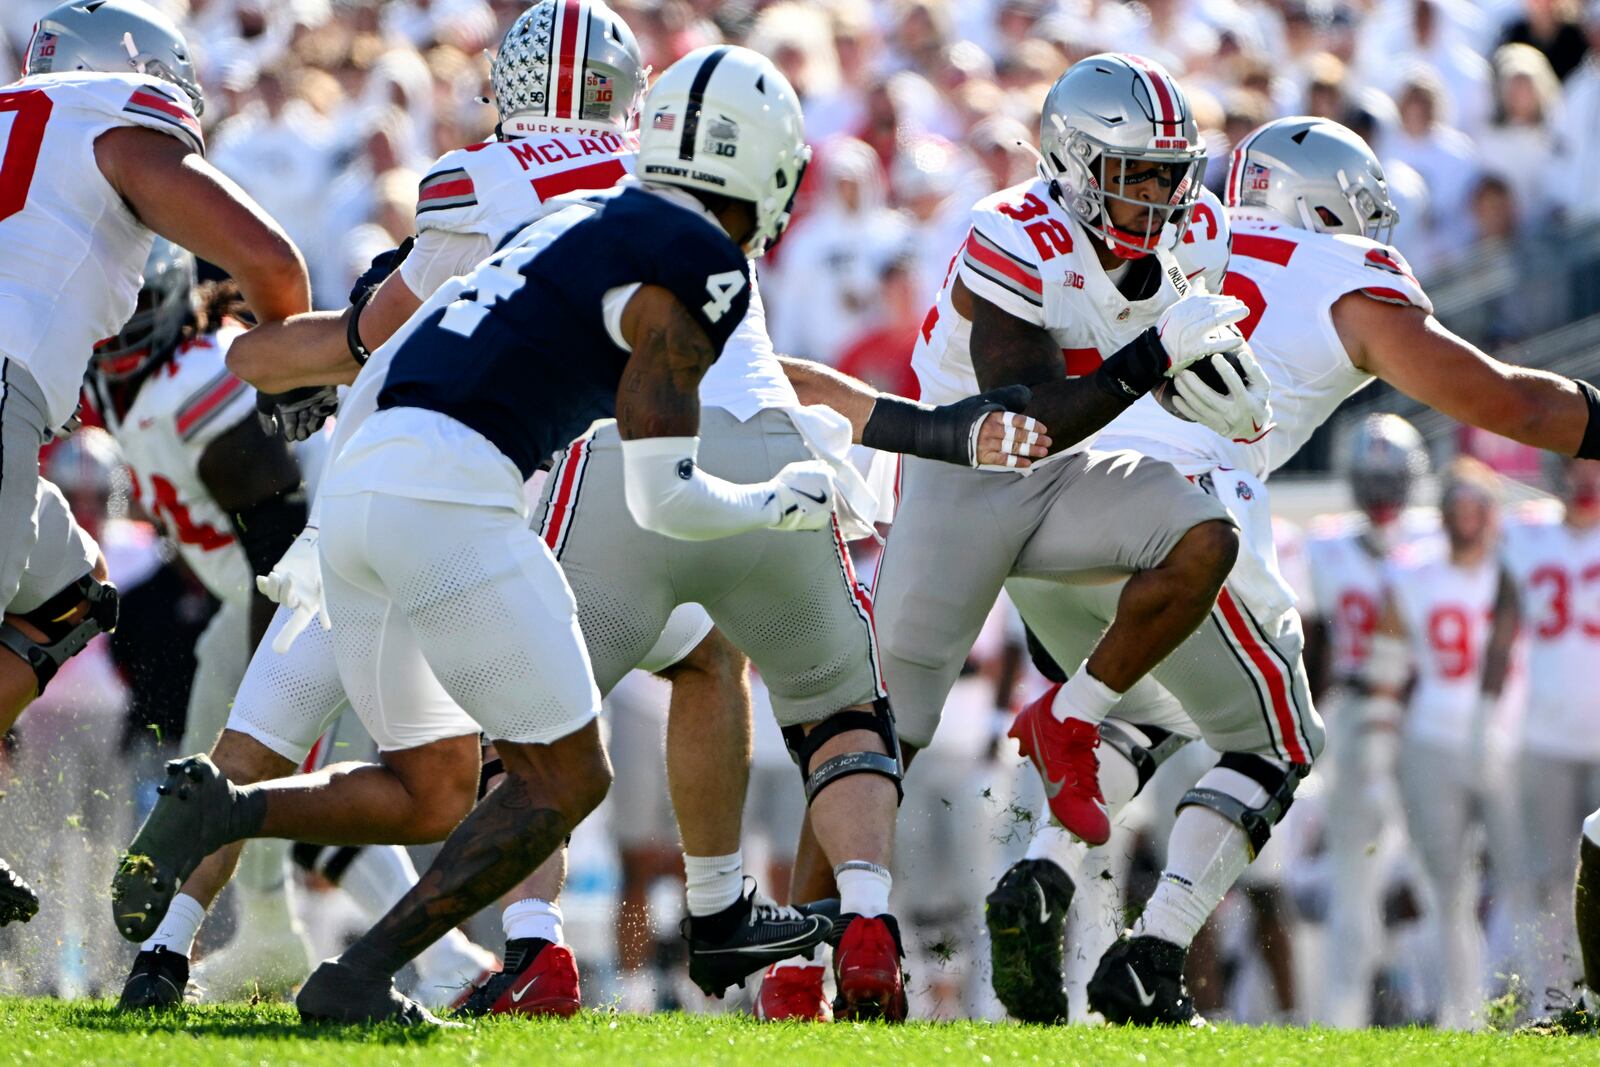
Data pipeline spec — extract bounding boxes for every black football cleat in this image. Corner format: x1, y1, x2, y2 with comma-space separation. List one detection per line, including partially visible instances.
117, 946, 199, 1010
0, 857, 39, 927
682, 880, 834, 997
1087, 934, 1202, 1027
111, 756, 242, 943
986, 858, 1075, 1023
297, 958, 456, 1026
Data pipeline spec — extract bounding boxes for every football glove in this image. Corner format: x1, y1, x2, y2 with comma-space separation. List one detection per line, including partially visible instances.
348, 235, 415, 306
257, 385, 339, 442
766, 460, 837, 532
256, 526, 330, 653
1155, 294, 1248, 375
1169, 344, 1274, 443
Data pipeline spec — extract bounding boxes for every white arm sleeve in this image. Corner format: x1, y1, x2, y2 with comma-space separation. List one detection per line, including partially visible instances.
397, 228, 497, 300
620, 435, 779, 541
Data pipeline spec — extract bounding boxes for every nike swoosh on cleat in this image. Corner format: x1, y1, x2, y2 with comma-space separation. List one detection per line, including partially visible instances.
1034, 881, 1050, 926
695, 922, 824, 955
1128, 965, 1157, 1008
1032, 717, 1066, 798
121, 911, 148, 924
509, 978, 539, 1003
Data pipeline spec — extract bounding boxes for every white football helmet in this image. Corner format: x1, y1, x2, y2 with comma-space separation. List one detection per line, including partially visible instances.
635, 45, 811, 258
1038, 53, 1207, 259
1226, 117, 1399, 243
24, 0, 203, 115
490, 0, 645, 135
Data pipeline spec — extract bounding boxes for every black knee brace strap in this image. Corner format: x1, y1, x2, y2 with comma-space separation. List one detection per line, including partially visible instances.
782, 697, 904, 806
0, 573, 119, 691
1098, 721, 1190, 794
1176, 752, 1306, 859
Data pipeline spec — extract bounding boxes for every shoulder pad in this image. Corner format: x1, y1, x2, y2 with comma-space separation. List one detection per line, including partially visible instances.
958, 179, 1063, 321
107, 74, 203, 154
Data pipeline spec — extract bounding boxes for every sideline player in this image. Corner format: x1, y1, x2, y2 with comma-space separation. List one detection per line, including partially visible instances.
1308, 415, 1441, 1027
988, 114, 1600, 1025
91, 245, 494, 1008
1497, 458, 1600, 1006
0, 0, 309, 925
1371, 457, 1518, 1029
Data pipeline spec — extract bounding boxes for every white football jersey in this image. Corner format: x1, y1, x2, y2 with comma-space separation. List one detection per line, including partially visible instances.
395, 127, 795, 423
1387, 550, 1499, 751
1307, 512, 1444, 683
1501, 511, 1600, 759
96, 328, 257, 606
0, 73, 204, 429
911, 176, 1201, 456
1097, 211, 1432, 479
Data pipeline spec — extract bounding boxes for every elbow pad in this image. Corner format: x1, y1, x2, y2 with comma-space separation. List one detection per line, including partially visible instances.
619, 436, 778, 541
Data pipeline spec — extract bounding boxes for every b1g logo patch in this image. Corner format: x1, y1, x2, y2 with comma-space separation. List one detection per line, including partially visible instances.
1245, 161, 1271, 192
707, 114, 739, 158
31, 31, 57, 67
582, 72, 613, 121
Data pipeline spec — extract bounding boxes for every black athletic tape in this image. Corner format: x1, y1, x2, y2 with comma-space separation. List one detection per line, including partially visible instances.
862, 385, 1033, 467
1578, 380, 1600, 460
1092, 327, 1168, 401
678, 46, 730, 161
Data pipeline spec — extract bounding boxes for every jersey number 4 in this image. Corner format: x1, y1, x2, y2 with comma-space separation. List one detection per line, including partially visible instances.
0, 89, 53, 224
701, 270, 747, 324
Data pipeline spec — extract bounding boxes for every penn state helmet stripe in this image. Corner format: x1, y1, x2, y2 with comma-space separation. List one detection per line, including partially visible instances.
678, 46, 730, 161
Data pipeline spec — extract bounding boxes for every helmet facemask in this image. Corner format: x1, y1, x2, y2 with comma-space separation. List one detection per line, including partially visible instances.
747, 148, 811, 258
1301, 170, 1399, 244
1045, 115, 1206, 259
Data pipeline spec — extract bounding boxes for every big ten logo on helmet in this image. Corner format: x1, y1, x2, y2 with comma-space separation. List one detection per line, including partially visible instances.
707, 115, 739, 159
35, 32, 58, 59
582, 71, 613, 122
1245, 161, 1270, 192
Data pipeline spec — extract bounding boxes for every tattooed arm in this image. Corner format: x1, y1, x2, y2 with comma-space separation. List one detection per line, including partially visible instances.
614, 285, 834, 539
966, 279, 1138, 455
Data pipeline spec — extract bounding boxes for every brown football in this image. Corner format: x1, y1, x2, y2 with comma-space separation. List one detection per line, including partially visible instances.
1152, 348, 1251, 422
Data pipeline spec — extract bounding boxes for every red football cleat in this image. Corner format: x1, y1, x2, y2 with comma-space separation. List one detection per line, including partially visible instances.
457, 940, 581, 1018
1009, 684, 1110, 845
754, 962, 832, 1022
833, 915, 907, 1022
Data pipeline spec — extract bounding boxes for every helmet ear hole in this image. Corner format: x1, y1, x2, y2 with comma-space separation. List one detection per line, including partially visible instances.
1315, 205, 1344, 228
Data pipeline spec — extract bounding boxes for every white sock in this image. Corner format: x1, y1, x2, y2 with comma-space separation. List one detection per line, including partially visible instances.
1053, 667, 1122, 725
502, 897, 564, 944
683, 850, 744, 917
1133, 806, 1253, 948
337, 845, 419, 920
141, 893, 207, 958
1025, 825, 1089, 880
235, 838, 290, 895
835, 861, 892, 918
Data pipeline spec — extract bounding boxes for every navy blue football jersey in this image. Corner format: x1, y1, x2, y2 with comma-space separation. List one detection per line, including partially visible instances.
377, 185, 753, 477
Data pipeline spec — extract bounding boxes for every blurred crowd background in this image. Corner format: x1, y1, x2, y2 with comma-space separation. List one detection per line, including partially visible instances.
3, 0, 1600, 1030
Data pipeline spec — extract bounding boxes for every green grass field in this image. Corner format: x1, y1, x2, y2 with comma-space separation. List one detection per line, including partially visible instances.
0, 999, 1594, 1067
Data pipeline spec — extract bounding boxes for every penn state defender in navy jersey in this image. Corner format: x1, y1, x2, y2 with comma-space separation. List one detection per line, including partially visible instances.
376, 184, 752, 478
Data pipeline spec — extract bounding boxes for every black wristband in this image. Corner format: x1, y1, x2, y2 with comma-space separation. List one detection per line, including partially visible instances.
1092, 327, 1167, 401
347, 284, 375, 366
861, 395, 927, 455
1579, 379, 1600, 460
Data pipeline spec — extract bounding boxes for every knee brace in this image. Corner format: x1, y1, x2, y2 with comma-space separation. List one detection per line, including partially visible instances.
1099, 719, 1191, 796
0, 573, 119, 692
1176, 752, 1307, 860
782, 697, 905, 806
